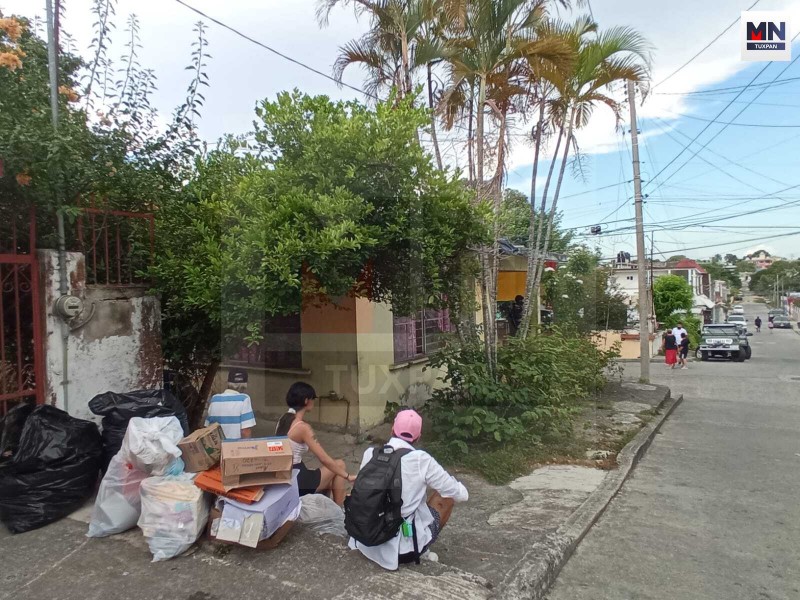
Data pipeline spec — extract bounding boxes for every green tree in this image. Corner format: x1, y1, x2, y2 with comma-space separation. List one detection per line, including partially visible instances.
544, 248, 628, 332
749, 260, 800, 296
700, 261, 741, 291
652, 274, 692, 322
519, 17, 651, 337
499, 188, 572, 249
0, 14, 204, 242
724, 253, 738, 265
153, 91, 487, 424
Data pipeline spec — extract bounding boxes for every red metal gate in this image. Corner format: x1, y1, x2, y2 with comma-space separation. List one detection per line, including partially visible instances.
0, 207, 44, 415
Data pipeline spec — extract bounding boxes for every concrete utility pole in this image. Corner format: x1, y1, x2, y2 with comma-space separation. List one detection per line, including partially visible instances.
627, 80, 650, 383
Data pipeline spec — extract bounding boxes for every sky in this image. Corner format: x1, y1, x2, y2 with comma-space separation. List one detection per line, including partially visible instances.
5, 0, 800, 262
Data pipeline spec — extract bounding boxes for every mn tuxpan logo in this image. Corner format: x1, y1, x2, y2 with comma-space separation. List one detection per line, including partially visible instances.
741, 11, 791, 61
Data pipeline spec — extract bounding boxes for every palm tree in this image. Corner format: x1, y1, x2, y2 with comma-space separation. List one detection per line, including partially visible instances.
322, 0, 449, 167
436, 0, 571, 377
518, 19, 651, 337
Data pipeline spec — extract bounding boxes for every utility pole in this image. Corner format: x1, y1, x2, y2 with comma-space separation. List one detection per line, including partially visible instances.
46, 0, 71, 411
627, 80, 650, 383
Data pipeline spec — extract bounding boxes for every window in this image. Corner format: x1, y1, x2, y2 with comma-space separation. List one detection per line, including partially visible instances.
229, 313, 302, 369
393, 308, 452, 363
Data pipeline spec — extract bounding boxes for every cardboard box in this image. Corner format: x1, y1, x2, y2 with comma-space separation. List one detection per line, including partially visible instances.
207, 507, 295, 550
179, 424, 224, 473
207, 479, 299, 549
194, 466, 265, 504
220, 437, 294, 490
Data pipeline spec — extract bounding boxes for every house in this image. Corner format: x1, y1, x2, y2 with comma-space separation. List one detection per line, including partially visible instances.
219, 296, 452, 435
746, 250, 781, 270
608, 257, 716, 324
219, 245, 565, 435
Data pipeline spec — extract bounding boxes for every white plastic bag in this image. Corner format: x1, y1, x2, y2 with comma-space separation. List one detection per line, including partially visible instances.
138, 474, 209, 561
87, 417, 184, 538
298, 493, 346, 537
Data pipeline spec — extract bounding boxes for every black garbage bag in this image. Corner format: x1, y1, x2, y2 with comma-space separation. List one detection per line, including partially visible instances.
88, 389, 189, 467
0, 401, 35, 457
0, 405, 102, 534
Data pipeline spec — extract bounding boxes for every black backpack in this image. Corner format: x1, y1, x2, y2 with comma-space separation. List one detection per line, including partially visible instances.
344, 445, 412, 547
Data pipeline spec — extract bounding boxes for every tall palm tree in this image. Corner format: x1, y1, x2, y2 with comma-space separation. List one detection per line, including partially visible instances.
518, 20, 651, 338
322, 0, 446, 167
436, 0, 570, 377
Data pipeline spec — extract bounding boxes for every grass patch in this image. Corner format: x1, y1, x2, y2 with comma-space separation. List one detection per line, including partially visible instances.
426, 429, 591, 486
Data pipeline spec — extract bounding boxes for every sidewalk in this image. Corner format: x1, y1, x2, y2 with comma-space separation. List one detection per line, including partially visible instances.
1, 381, 673, 600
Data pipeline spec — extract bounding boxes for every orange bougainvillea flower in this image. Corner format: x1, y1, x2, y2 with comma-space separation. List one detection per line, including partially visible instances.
15, 172, 32, 187
58, 85, 79, 102
0, 51, 22, 71
0, 18, 23, 42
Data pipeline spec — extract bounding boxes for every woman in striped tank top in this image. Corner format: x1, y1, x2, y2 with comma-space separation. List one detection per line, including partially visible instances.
275, 382, 355, 506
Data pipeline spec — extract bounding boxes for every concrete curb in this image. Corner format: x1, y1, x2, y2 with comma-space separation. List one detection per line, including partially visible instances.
496, 389, 684, 600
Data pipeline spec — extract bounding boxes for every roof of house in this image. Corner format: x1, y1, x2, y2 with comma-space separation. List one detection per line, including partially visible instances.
673, 258, 707, 274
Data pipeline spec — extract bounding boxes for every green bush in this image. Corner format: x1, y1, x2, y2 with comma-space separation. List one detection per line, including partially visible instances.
424, 329, 619, 452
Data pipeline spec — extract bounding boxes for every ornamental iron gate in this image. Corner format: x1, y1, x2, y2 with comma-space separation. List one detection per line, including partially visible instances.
0, 207, 44, 415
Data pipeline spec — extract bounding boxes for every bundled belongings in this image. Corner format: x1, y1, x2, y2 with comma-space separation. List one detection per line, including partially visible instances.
209, 476, 300, 549
178, 423, 223, 473
138, 474, 210, 561
87, 416, 184, 538
194, 466, 264, 504
0, 406, 102, 534
220, 437, 293, 490
89, 389, 189, 468
297, 493, 347, 538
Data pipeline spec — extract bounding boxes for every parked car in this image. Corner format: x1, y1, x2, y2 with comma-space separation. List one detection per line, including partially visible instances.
697, 324, 752, 362
768, 309, 786, 318
732, 304, 744, 315
772, 315, 792, 329
727, 314, 747, 332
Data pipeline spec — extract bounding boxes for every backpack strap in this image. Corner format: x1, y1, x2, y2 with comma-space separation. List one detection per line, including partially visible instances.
411, 518, 420, 565
380, 445, 411, 508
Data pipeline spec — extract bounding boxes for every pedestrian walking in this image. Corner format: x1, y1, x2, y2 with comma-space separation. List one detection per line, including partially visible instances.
754, 316, 762, 333
679, 332, 689, 369
671, 321, 687, 342
663, 330, 678, 369
768, 319, 774, 333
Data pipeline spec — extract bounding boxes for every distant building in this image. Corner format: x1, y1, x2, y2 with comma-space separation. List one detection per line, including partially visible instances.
746, 250, 782, 270
609, 256, 718, 324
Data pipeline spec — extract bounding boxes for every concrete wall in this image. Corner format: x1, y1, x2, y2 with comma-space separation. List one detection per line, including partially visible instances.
39, 250, 162, 422
593, 330, 658, 360
354, 298, 445, 431
220, 297, 447, 434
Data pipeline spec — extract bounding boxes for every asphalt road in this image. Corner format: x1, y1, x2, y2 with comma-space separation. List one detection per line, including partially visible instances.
549, 300, 800, 600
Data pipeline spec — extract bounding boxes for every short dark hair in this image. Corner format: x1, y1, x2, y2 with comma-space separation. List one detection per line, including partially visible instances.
276, 382, 317, 436
514, 295, 524, 303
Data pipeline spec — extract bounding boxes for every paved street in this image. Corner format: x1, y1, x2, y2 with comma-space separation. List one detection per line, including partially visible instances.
549, 299, 800, 600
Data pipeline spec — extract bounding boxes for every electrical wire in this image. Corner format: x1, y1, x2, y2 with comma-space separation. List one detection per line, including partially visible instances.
653, 0, 761, 89
173, 0, 379, 100
654, 75, 800, 96
659, 109, 800, 128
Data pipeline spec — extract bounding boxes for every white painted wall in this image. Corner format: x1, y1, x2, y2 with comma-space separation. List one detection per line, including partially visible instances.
39, 250, 162, 422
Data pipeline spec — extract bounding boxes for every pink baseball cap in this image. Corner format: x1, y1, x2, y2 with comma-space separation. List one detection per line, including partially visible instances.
393, 409, 422, 443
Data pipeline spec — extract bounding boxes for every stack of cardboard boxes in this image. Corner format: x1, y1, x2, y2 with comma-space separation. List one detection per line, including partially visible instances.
178, 424, 301, 549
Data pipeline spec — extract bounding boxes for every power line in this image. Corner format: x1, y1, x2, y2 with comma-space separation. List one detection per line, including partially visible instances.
654, 75, 800, 96
642, 61, 774, 192
653, 0, 761, 89
649, 116, 789, 189
660, 109, 800, 128
173, 0, 379, 100
648, 50, 800, 195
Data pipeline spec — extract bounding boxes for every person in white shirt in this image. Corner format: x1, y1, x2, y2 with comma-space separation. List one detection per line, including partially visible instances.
205, 369, 256, 439
672, 322, 687, 342
348, 409, 468, 570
